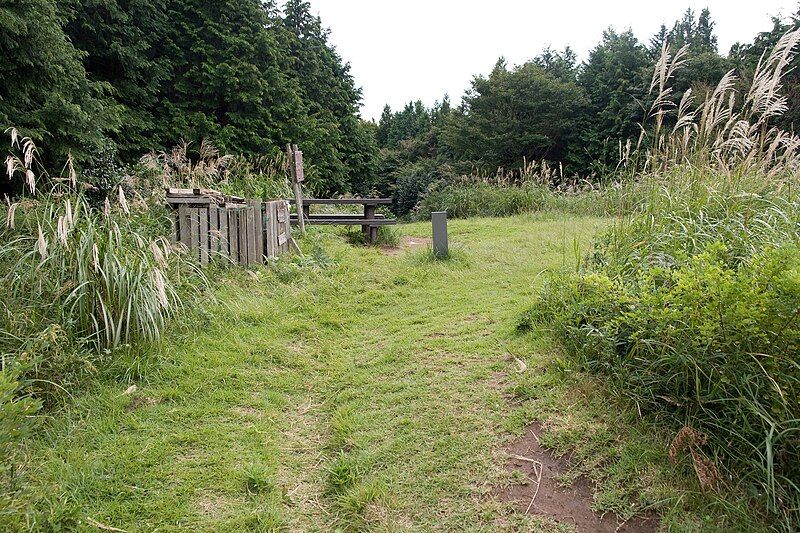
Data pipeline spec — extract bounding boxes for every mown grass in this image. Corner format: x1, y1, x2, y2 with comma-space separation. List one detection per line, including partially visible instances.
9, 216, 767, 531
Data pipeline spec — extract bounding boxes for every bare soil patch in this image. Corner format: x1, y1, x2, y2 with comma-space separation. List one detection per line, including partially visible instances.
197, 493, 233, 519
496, 423, 658, 532
381, 236, 432, 256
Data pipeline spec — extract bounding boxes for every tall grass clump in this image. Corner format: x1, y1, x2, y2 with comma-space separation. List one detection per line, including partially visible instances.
2, 132, 206, 393
527, 30, 800, 529
137, 140, 291, 202
416, 160, 616, 219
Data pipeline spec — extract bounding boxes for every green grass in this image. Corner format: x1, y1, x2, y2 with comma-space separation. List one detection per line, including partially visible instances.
12, 215, 765, 531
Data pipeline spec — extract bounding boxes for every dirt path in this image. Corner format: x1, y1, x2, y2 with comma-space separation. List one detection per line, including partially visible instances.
496, 423, 659, 532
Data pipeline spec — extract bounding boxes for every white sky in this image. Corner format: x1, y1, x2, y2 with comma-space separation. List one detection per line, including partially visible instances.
308, 0, 798, 121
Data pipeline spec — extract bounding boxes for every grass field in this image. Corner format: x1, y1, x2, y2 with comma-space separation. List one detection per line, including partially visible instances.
18, 215, 759, 531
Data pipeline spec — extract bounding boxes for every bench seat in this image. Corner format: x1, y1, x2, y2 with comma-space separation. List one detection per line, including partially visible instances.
292, 217, 396, 226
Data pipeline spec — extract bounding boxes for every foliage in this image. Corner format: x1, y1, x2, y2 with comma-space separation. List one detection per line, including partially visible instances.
137, 140, 291, 201
0, 369, 40, 528
443, 59, 586, 174
576, 30, 650, 174
344, 225, 401, 248
529, 31, 800, 529
3, 0, 373, 196
0, 132, 208, 398
0, 0, 116, 174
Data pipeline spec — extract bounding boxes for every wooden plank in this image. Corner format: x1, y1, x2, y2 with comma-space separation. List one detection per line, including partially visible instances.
228, 209, 239, 263
263, 202, 272, 259
209, 207, 219, 255
188, 208, 200, 261
218, 207, 229, 257
363, 204, 376, 238
166, 197, 215, 205
170, 214, 178, 244
283, 200, 293, 245
287, 144, 306, 235
288, 198, 392, 206
290, 218, 397, 226
238, 209, 248, 265
178, 204, 191, 247
293, 147, 304, 183
280, 201, 291, 252
245, 203, 257, 265
266, 201, 278, 258
251, 200, 264, 264
199, 207, 209, 265
291, 213, 386, 220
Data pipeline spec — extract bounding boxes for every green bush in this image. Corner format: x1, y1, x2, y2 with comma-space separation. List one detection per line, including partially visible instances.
0, 369, 40, 525
528, 176, 800, 528
417, 183, 548, 219
416, 181, 622, 219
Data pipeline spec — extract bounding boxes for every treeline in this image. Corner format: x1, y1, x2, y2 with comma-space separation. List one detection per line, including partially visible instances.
376, 7, 800, 214
3, 4, 799, 208
0, 0, 375, 196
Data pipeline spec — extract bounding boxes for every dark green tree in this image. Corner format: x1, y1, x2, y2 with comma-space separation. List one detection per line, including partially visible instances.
665, 8, 728, 102
534, 47, 578, 82
577, 29, 649, 173
0, 0, 116, 172
376, 105, 393, 148
282, 0, 375, 195
729, 9, 800, 132
443, 58, 586, 173
58, 0, 169, 160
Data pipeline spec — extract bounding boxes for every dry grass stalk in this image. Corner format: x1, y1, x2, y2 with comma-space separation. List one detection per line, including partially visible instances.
643, 29, 800, 180
669, 426, 721, 492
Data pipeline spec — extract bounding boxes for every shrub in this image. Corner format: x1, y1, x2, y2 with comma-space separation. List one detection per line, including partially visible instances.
529, 31, 800, 528
531, 241, 800, 525
0, 369, 40, 524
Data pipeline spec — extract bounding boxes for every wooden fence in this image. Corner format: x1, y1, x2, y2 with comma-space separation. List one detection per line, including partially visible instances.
168, 193, 292, 266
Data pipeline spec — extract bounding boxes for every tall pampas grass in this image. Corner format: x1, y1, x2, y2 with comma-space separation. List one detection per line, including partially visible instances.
1, 131, 206, 355
640, 29, 800, 181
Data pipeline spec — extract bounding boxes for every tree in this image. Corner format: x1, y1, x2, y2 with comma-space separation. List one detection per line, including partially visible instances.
282, 0, 375, 194
665, 8, 728, 103
534, 47, 578, 82
443, 58, 586, 173
58, 0, 169, 160
577, 29, 650, 173
0, 0, 115, 173
56, 0, 374, 195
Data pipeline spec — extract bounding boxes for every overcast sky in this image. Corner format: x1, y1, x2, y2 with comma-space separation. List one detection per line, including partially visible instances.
308, 0, 798, 121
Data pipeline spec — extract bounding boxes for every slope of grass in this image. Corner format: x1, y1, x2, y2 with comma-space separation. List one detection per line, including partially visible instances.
12, 215, 765, 531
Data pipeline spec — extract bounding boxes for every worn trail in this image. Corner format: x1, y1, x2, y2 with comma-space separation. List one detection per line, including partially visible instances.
27, 216, 614, 531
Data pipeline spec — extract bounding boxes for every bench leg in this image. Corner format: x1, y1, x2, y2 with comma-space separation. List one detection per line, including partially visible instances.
363, 205, 376, 242
369, 226, 378, 244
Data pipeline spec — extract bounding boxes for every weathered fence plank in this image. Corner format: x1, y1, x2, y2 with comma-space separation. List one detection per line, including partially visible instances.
246, 203, 257, 265
189, 208, 200, 261
237, 209, 248, 265
209, 207, 219, 255
251, 200, 264, 262
218, 207, 229, 256
199, 208, 209, 265
229, 209, 239, 261
169, 193, 292, 266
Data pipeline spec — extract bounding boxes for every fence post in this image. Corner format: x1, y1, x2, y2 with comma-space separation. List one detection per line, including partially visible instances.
287, 144, 306, 235
432, 211, 448, 258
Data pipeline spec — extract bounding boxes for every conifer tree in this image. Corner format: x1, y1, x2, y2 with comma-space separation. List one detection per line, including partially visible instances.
0, 0, 114, 170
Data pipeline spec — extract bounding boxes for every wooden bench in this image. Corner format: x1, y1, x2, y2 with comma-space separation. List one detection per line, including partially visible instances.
289, 198, 395, 243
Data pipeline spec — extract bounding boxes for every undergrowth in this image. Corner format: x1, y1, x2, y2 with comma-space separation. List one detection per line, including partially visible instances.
526, 30, 800, 530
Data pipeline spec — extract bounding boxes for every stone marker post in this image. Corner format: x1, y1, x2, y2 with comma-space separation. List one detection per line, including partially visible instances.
432, 211, 448, 258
